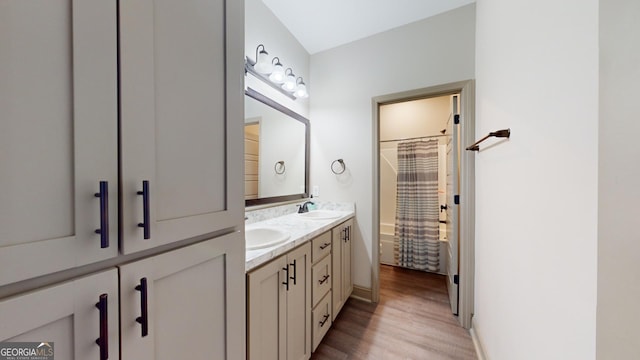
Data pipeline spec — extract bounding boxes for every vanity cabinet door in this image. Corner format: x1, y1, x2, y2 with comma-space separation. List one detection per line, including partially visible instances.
0, 269, 120, 360
247, 242, 311, 360
120, 234, 244, 360
332, 219, 354, 320
0, 0, 118, 286
247, 255, 288, 360
119, 0, 244, 254
286, 243, 312, 360
342, 219, 354, 300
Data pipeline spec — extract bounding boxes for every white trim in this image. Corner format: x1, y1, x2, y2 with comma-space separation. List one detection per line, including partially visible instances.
470, 326, 489, 360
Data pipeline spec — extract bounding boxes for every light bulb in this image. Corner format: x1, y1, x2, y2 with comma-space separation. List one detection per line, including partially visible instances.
282, 69, 296, 92
294, 77, 308, 98
269, 58, 285, 83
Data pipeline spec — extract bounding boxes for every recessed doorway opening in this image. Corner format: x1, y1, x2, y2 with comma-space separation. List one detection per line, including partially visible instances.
372, 80, 475, 329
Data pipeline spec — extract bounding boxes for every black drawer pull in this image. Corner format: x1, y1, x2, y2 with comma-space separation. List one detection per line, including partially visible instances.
95, 294, 109, 360
319, 274, 330, 285
282, 265, 290, 291
290, 259, 297, 285
319, 242, 331, 250
94, 181, 109, 248
319, 313, 330, 327
137, 180, 150, 239
135, 277, 149, 337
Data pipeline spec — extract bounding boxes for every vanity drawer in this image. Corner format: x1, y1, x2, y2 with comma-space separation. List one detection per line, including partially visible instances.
312, 290, 332, 352
312, 254, 332, 307
312, 231, 332, 263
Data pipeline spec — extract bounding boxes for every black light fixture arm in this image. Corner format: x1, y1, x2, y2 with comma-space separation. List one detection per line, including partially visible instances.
466, 128, 511, 151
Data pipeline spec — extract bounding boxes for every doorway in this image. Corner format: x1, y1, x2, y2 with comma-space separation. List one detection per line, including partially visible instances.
371, 80, 475, 329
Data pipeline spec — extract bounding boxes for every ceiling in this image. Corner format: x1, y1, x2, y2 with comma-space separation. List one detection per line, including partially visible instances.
261, 0, 476, 54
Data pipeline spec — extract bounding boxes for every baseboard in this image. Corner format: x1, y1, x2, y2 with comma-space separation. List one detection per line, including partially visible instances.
470, 326, 488, 360
350, 285, 373, 303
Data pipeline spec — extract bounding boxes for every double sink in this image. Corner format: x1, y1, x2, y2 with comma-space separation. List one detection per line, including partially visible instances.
245, 210, 341, 250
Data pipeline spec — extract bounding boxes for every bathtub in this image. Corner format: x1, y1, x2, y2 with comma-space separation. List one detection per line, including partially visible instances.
379, 222, 448, 275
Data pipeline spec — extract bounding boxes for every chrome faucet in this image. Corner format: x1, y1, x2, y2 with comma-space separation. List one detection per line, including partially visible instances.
297, 201, 315, 213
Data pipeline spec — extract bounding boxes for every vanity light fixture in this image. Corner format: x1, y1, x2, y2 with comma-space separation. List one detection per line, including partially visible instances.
294, 77, 308, 99
282, 68, 297, 92
254, 44, 272, 74
268, 57, 285, 83
245, 44, 309, 100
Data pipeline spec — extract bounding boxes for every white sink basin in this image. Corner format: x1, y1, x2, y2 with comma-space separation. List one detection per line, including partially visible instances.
297, 210, 341, 220
246, 228, 290, 250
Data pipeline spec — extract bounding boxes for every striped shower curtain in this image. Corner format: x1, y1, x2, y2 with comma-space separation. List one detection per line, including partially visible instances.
393, 140, 440, 272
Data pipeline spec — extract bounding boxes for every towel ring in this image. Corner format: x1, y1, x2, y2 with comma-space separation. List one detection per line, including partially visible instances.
274, 161, 285, 174
331, 159, 346, 175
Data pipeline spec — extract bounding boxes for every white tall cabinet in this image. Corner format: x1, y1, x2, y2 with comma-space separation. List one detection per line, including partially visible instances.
0, 0, 119, 287
0, 0, 245, 359
119, 0, 244, 254
0, 269, 120, 359
120, 235, 243, 360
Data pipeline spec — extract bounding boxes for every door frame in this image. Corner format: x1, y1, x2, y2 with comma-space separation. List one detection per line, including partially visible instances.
371, 80, 475, 329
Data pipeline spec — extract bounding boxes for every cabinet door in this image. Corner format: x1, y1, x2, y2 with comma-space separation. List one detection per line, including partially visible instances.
119, 0, 244, 254
331, 225, 344, 320
0, 0, 118, 286
342, 220, 354, 299
247, 255, 288, 360
0, 269, 119, 359
286, 243, 311, 360
120, 233, 245, 360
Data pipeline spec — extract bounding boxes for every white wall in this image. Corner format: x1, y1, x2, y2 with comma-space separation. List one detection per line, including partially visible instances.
310, 5, 475, 288
245, 0, 309, 117
597, 0, 640, 358
474, 0, 598, 359
379, 96, 451, 142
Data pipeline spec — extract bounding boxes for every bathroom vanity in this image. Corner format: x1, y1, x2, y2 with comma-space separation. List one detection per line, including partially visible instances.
245, 204, 354, 360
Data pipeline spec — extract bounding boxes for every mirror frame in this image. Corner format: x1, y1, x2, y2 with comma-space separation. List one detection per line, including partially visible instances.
244, 87, 310, 207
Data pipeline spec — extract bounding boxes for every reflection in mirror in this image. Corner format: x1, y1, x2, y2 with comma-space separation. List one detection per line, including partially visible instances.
244, 88, 309, 206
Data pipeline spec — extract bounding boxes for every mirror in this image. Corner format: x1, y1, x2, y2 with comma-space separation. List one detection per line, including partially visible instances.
244, 88, 310, 206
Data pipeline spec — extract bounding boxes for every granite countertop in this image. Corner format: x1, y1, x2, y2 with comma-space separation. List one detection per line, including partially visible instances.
245, 208, 354, 272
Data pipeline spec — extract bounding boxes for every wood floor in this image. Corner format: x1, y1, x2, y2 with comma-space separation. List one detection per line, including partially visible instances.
311, 265, 477, 360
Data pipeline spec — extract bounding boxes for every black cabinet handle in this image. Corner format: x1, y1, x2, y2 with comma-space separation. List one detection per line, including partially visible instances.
135, 277, 149, 337
319, 274, 330, 285
343, 228, 347, 242
290, 260, 297, 285
347, 226, 351, 242
137, 181, 150, 240
319, 242, 331, 250
94, 181, 109, 248
95, 294, 108, 360
282, 266, 290, 291
319, 313, 330, 327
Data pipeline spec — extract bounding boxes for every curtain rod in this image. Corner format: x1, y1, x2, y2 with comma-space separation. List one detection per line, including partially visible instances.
380, 133, 450, 143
